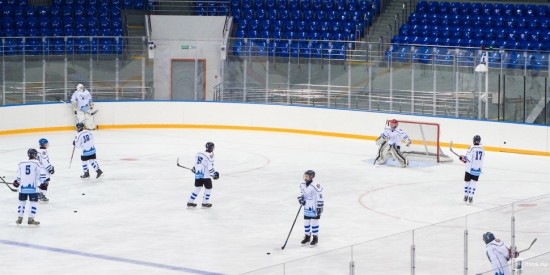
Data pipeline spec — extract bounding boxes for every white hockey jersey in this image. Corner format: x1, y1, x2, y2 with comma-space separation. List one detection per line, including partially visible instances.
464, 145, 484, 176
16, 159, 44, 194
74, 130, 96, 156
300, 182, 324, 218
71, 89, 93, 111
37, 148, 53, 178
486, 239, 511, 275
380, 127, 411, 147
193, 151, 217, 180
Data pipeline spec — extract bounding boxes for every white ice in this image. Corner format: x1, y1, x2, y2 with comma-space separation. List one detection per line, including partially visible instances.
0, 129, 549, 275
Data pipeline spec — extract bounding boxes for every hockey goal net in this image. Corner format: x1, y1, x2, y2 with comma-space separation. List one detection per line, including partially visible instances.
389, 120, 453, 163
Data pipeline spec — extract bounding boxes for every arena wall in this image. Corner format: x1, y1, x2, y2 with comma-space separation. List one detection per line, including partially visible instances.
0, 102, 548, 156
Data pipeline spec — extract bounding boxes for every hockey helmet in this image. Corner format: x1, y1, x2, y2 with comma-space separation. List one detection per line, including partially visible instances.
389, 119, 399, 128
39, 138, 49, 147
76, 122, 85, 132
303, 170, 315, 183
483, 232, 495, 244
205, 142, 215, 152
76, 83, 84, 90
27, 148, 38, 159
473, 135, 481, 145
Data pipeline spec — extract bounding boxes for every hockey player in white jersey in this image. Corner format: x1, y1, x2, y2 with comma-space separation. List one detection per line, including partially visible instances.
73, 122, 103, 179
298, 170, 324, 246
37, 138, 54, 202
187, 142, 219, 208
483, 232, 518, 275
70, 84, 97, 130
13, 149, 45, 226
460, 135, 484, 204
374, 119, 411, 167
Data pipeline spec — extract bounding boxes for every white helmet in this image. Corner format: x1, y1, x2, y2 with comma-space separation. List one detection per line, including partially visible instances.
76, 84, 84, 90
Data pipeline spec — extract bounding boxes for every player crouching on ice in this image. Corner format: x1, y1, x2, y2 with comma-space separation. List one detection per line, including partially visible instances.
483, 232, 519, 275
374, 119, 411, 168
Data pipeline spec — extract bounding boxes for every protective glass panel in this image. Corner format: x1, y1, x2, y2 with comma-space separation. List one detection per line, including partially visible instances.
24, 58, 44, 103
412, 56, 434, 115
328, 60, 349, 109
353, 231, 413, 274
3, 56, 24, 105
283, 246, 352, 274
503, 74, 526, 122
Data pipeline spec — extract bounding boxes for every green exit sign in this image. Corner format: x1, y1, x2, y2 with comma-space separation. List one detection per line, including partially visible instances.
181, 45, 196, 50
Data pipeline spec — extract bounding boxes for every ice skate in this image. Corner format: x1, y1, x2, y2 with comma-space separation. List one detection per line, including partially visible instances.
28, 217, 40, 226
463, 195, 468, 202
80, 171, 90, 178
16, 217, 23, 225
201, 203, 212, 208
309, 235, 318, 246
187, 202, 197, 207
301, 234, 311, 245
468, 197, 473, 204
96, 169, 103, 178
39, 194, 49, 203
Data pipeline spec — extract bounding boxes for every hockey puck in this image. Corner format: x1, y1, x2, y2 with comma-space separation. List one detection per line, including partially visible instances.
266, 252, 270, 255
82, 193, 85, 195
74, 210, 77, 213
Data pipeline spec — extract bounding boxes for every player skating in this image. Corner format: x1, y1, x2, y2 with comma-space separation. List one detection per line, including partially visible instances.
459, 135, 484, 204
483, 232, 518, 275
187, 142, 219, 208
73, 122, 103, 179
298, 170, 324, 246
374, 119, 411, 167
37, 138, 54, 202
70, 84, 97, 130
13, 149, 46, 226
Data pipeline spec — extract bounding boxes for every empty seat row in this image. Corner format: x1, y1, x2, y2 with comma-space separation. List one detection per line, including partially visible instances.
392, 35, 550, 51
232, 8, 368, 22
400, 25, 550, 43
232, 0, 374, 12
386, 45, 549, 70
233, 38, 347, 59
0, 37, 123, 55
416, 1, 549, 18
409, 13, 550, 29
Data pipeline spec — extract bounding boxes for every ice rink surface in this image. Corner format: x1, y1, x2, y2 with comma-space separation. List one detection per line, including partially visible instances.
1, 129, 549, 274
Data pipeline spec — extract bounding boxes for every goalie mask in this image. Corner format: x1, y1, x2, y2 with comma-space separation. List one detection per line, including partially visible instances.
76, 84, 84, 91
389, 119, 398, 129
473, 135, 481, 145
303, 170, 315, 184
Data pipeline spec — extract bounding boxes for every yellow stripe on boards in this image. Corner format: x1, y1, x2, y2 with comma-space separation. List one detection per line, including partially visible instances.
1, 124, 548, 157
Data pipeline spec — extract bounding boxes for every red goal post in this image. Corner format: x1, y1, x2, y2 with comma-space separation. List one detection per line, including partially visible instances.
387, 120, 453, 163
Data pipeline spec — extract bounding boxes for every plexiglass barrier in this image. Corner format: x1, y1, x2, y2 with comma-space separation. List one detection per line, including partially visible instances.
223, 38, 550, 125
240, 194, 550, 274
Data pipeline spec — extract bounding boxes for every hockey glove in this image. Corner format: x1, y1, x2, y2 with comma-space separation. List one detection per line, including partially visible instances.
212, 172, 219, 180
80, 105, 89, 112
297, 196, 306, 205
39, 183, 48, 190
13, 180, 20, 188
72, 141, 75, 146
316, 202, 324, 215
191, 167, 196, 174
508, 248, 520, 260
459, 155, 468, 163
49, 166, 55, 175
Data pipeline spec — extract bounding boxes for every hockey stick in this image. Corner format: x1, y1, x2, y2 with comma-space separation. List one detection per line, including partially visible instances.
281, 204, 303, 250
0, 176, 17, 192
518, 238, 537, 254
176, 158, 194, 172
448, 141, 461, 157
69, 144, 76, 168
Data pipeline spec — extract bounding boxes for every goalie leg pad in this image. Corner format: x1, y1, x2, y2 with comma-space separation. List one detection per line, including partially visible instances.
376, 142, 389, 164
390, 146, 408, 167
83, 113, 96, 130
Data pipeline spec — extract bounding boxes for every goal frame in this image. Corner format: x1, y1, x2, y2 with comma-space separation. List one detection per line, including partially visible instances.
389, 120, 452, 163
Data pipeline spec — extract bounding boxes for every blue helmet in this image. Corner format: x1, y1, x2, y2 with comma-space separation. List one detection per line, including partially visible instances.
27, 148, 38, 159
39, 138, 49, 147
483, 232, 495, 244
